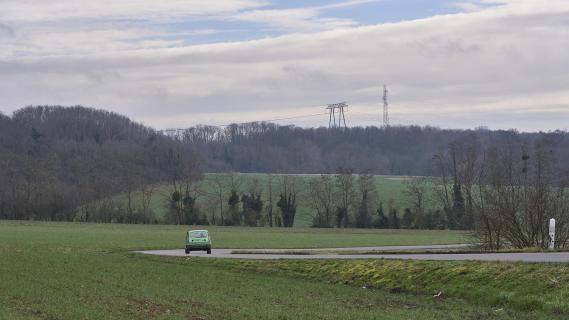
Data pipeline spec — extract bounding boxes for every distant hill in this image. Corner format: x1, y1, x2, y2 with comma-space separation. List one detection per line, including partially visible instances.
0, 106, 198, 221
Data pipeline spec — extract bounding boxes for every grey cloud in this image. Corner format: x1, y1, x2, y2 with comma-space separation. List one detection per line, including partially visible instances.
0, 1, 568, 131
0, 23, 14, 37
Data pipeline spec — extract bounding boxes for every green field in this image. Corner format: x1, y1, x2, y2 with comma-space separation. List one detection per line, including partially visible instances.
0, 221, 566, 319
0, 221, 465, 250
133, 173, 432, 227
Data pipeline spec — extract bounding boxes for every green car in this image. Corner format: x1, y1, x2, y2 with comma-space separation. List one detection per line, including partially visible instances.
185, 230, 212, 254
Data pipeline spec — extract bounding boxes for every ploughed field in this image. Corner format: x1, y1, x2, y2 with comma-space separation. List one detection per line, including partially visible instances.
1, 221, 567, 319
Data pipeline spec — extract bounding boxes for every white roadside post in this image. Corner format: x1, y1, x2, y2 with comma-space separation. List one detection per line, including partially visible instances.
549, 218, 556, 250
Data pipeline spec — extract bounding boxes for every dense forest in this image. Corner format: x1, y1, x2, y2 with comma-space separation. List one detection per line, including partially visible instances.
1, 106, 569, 234
175, 122, 569, 175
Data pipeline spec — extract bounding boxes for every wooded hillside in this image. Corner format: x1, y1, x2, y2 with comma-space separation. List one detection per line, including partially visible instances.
0, 106, 198, 222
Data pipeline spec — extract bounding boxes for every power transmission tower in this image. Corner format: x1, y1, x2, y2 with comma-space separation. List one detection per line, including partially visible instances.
382, 85, 389, 127
326, 102, 348, 129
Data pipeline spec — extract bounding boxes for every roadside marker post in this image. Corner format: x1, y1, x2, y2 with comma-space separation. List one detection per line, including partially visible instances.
549, 218, 556, 249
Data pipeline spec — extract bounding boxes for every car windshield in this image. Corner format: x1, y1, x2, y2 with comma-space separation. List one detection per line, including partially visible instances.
190, 231, 207, 238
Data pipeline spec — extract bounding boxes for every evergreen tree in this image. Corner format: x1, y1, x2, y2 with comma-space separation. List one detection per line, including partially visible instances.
402, 208, 414, 229
413, 209, 427, 229
431, 209, 446, 230
373, 202, 389, 229
277, 192, 297, 227
389, 208, 400, 229
452, 183, 465, 229
182, 192, 197, 225
355, 192, 372, 228
335, 207, 349, 228
169, 191, 182, 225
241, 193, 263, 227
226, 189, 241, 226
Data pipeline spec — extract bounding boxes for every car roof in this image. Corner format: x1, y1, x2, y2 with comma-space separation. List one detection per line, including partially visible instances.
188, 230, 208, 233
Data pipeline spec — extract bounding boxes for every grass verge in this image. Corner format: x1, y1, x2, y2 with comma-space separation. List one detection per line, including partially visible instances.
220, 258, 569, 315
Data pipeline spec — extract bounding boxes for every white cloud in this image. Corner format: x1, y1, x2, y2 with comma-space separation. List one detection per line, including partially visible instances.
0, 0, 267, 22
317, 0, 384, 10
0, 0, 270, 57
231, 0, 384, 32
0, 0, 568, 131
0, 0, 374, 57
233, 8, 356, 32
1, 26, 185, 58
450, 0, 508, 12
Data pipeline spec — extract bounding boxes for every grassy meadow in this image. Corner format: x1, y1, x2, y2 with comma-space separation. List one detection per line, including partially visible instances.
0, 221, 465, 250
125, 173, 435, 227
0, 221, 567, 319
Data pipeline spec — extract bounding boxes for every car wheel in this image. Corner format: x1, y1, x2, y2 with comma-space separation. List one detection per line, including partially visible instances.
207, 249, 211, 254
185, 248, 190, 254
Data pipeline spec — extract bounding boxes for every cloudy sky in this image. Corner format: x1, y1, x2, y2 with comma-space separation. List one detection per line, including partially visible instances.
0, 0, 568, 131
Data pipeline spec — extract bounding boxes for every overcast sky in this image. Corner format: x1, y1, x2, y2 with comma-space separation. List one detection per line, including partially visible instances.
0, 0, 568, 131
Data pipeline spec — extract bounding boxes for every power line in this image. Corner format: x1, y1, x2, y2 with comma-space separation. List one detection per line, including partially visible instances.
158, 102, 387, 135
159, 111, 329, 134
219, 112, 328, 127
348, 111, 379, 117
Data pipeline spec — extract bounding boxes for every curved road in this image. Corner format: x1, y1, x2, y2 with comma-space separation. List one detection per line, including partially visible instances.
138, 244, 569, 263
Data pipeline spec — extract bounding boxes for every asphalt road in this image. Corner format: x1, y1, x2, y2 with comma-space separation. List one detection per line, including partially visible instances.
138, 244, 569, 263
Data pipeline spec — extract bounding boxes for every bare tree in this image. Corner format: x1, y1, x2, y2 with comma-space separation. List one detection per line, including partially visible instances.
404, 178, 429, 215
335, 168, 356, 228
265, 174, 275, 227
308, 174, 335, 228
355, 173, 375, 228
444, 136, 569, 249
277, 175, 298, 228
140, 184, 155, 223
208, 174, 230, 225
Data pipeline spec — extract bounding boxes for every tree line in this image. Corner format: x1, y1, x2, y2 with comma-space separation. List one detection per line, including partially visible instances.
160, 127, 569, 246
174, 122, 569, 176
154, 170, 452, 230
164, 174, 300, 228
